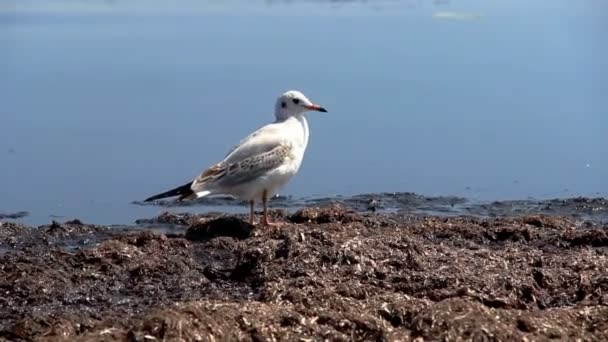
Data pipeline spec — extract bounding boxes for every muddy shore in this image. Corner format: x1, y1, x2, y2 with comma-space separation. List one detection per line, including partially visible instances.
1, 197, 608, 341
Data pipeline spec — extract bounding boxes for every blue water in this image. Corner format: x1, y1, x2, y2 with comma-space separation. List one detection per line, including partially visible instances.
1, 0, 607, 225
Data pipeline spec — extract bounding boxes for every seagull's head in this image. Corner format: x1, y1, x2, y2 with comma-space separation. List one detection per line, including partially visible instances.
274, 90, 327, 121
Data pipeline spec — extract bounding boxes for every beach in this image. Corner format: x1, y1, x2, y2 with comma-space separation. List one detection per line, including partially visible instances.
2, 199, 607, 340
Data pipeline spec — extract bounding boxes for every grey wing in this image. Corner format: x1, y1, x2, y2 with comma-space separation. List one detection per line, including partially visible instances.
191, 141, 292, 192
223, 122, 284, 162
225, 134, 252, 158
224, 124, 267, 158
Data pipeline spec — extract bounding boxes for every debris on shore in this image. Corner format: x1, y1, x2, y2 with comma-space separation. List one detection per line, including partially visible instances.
1, 203, 608, 341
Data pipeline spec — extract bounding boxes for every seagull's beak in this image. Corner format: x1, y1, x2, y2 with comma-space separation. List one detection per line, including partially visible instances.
305, 104, 328, 113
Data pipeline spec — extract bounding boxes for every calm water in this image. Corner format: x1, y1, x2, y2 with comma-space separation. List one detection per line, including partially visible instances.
1, 0, 607, 225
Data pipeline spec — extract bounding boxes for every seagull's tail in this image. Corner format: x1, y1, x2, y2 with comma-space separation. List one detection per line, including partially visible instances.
144, 182, 195, 202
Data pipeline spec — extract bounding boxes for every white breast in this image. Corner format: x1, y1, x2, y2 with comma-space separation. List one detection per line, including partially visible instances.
265, 115, 309, 196
287, 114, 310, 170
227, 115, 310, 202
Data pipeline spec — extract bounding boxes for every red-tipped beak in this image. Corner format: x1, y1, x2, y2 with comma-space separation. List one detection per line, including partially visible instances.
304, 104, 328, 112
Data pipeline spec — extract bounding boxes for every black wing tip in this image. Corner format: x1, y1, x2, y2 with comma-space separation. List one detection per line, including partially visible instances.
143, 182, 194, 203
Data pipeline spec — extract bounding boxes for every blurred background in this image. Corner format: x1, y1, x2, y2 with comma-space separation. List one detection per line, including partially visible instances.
1, 0, 607, 224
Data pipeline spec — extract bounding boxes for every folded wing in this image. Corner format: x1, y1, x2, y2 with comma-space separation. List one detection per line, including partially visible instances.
190, 123, 292, 193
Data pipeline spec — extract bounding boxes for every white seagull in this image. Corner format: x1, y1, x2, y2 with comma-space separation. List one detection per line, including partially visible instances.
144, 90, 328, 226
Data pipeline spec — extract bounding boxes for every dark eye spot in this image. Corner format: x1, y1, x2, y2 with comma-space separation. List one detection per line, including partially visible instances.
292, 98, 300, 105
281, 101, 286, 108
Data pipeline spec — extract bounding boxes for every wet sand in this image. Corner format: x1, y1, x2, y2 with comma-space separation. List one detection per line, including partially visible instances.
1, 196, 608, 341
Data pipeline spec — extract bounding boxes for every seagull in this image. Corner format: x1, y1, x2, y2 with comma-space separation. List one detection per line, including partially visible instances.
144, 90, 328, 226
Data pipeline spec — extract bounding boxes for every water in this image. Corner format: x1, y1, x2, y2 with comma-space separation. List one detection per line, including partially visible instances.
1, 0, 607, 225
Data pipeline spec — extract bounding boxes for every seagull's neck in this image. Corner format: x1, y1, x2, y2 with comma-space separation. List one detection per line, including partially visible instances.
296, 114, 309, 148
278, 115, 309, 149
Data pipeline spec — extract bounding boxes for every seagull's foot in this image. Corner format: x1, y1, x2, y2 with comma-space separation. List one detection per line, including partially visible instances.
262, 220, 287, 234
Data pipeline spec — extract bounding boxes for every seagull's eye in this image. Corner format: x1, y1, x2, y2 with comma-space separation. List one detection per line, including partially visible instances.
292, 98, 300, 105
281, 101, 286, 108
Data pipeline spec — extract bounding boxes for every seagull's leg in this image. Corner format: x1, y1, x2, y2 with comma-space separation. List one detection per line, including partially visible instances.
262, 189, 271, 226
249, 200, 255, 225
262, 190, 284, 228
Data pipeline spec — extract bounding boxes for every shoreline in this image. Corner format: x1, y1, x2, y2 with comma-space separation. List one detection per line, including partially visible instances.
3, 193, 608, 227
